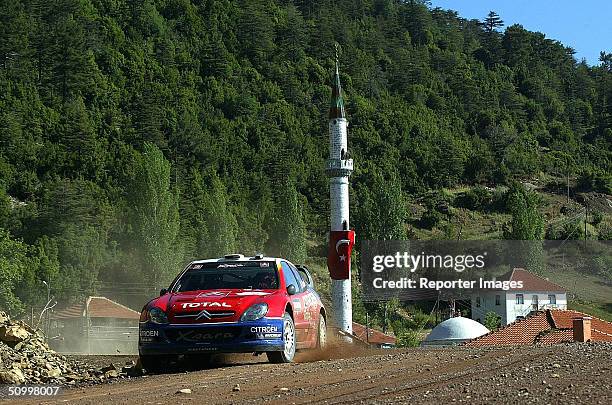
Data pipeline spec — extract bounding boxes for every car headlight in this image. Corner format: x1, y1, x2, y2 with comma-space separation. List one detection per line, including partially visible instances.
148, 307, 169, 324
240, 303, 268, 321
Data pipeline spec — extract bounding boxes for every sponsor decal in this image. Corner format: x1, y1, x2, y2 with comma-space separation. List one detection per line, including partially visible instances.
196, 291, 230, 298
292, 299, 302, 312
180, 302, 231, 309
256, 333, 282, 339
250, 326, 278, 333
175, 330, 234, 342
260, 262, 270, 267
236, 291, 270, 296
191, 264, 203, 269
139, 330, 159, 337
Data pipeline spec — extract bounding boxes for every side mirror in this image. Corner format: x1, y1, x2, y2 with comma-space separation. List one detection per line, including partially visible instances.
286, 284, 297, 295
159, 288, 168, 296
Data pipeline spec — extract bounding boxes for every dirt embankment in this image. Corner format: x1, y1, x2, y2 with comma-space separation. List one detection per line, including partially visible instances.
14, 342, 612, 405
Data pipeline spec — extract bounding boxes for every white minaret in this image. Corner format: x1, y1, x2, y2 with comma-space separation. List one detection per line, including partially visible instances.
326, 53, 354, 334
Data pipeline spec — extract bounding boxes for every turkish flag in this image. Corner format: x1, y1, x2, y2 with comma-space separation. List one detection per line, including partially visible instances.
327, 230, 356, 280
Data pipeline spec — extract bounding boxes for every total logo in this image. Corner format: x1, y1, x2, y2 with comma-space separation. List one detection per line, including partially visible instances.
180, 302, 231, 309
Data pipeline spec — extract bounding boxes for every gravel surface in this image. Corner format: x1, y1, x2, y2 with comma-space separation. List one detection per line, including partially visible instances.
16, 342, 611, 404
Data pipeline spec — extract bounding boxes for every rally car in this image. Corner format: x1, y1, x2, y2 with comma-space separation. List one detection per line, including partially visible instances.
138, 254, 327, 371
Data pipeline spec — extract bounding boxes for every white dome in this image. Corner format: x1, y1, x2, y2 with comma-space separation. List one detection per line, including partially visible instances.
423, 317, 490, 345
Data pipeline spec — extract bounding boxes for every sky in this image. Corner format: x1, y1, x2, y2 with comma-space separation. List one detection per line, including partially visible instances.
431, 0, 610, 65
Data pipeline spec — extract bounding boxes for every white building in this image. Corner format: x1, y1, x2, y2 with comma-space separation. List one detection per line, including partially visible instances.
471, 268, 567, 325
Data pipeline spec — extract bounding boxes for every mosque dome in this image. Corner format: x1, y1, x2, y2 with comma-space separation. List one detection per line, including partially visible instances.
422, 317, 490, 346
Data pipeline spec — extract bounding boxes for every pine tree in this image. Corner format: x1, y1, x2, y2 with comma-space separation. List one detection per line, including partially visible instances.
483, 11, 504, 33
130, 143, 182, 290
198, 171, 238, 258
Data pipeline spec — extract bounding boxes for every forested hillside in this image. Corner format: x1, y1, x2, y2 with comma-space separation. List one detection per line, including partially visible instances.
0, 0, 610, 314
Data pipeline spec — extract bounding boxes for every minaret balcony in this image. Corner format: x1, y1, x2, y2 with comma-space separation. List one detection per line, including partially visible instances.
325, 159, 354, 177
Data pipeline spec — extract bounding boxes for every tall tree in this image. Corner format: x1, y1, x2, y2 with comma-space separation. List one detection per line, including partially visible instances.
130, 143, 182, 290
483, 11, 504, 33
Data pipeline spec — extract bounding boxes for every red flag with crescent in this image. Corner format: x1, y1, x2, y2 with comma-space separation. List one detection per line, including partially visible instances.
327, 230, 355, 280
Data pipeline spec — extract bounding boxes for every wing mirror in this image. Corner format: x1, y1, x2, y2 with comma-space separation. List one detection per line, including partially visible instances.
159, 288, 168, 296
286, 284, 297, 295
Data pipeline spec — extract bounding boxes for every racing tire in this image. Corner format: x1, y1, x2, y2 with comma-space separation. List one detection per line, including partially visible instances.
139, 354, 172, 374
316, 314, 327, 349
267, 312, 296, 363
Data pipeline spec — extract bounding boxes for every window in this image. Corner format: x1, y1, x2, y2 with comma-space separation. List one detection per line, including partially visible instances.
288, 263, 307, 292
476, 297, 481, 307
281, 262, 301, 291
495, 295, 501, 306
548, 294, 556, 305
516, 294, 524, 305
173, 261, 279, 292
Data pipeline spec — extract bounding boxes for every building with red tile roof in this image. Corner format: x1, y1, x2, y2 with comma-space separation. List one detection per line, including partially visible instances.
51, 296, 140, 320
50, 297, 140, 354
471, 268, 567, 325
464, 309, 612, 347
352, 322, 396, 348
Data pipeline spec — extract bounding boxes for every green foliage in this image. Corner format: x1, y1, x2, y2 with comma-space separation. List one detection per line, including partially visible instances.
577, 168, 612, 194
268, 179, 307, 264
0, 0, 609, 310
130, 143, 182, 289
457, 186, 493, 211
0, 228, 29, 314
483, 311, 501, 330
356, 169, 407, 240
396, 330, 421, 347
197, 171, 238, 258
504, 183, 545, 240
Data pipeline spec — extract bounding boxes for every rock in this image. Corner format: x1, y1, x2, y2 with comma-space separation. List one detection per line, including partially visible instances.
104, 369, 119, 379
177, 388, 192, 394
0, 325, 31, 343
0, 369, 25, 384
279, 387, 289, 392
0, 312, 9, 324
233, 384, 241, 392
46, 368, 62, 378
100, 364, 117, 373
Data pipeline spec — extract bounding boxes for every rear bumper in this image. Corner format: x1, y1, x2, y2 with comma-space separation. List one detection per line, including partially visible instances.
138, 318, 284, 355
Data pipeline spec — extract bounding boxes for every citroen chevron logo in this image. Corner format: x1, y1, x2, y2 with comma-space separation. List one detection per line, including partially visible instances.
195, 309, 212, 320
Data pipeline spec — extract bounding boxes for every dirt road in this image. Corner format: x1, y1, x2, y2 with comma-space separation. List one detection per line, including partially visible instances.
17, 343, 612, 404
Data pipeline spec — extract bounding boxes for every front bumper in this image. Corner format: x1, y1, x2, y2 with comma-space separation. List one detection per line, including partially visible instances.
138, 318, 284, 355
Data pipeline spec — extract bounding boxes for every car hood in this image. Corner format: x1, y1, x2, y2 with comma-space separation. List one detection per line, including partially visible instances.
163, 289, 279, 324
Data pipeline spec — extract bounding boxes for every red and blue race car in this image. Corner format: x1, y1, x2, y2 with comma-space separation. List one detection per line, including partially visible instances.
138, 254, 327, 371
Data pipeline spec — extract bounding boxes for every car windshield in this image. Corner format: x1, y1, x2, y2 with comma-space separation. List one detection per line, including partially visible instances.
173, 261, 279, 292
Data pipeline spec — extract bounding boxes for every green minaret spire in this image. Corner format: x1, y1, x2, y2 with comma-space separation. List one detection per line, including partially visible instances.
329, 45, 346, 119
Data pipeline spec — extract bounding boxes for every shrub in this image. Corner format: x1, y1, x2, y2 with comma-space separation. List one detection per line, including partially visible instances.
483, 311, 501, 330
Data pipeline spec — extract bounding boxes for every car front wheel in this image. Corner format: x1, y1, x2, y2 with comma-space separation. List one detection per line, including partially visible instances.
267, 312, 296, 363
317, 314, 327, 349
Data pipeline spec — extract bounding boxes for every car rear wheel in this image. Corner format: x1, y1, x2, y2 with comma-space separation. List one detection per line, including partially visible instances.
317, 314, 327, 349
267, 312, 296, 363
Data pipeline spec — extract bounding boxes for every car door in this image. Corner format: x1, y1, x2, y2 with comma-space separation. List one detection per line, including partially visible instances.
293, 264, 320, 346
281, 261, 309, 347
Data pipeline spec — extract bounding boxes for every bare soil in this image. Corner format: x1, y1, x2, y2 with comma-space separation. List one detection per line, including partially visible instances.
16, 342, 612, 404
